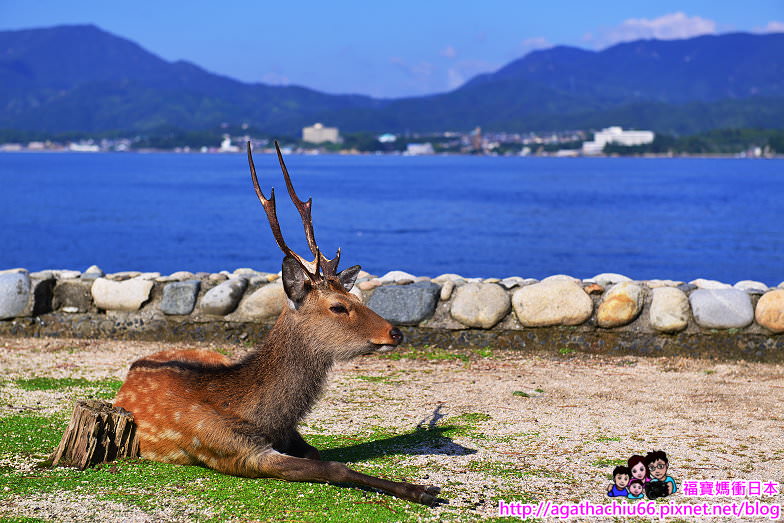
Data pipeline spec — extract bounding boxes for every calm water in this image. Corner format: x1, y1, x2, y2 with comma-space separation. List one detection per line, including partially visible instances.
1, 152, 782, 285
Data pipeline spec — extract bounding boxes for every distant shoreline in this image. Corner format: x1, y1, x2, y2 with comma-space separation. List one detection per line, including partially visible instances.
1, 149, 781, 160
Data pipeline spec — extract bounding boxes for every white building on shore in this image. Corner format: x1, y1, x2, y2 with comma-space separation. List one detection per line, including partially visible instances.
582, 126, 655, 155
302, 123, 341, 144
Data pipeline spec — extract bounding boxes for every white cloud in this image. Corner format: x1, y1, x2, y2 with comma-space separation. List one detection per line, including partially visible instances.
754, 20, 784, 33
588, 12, 717, 48
440, 45, 457, 58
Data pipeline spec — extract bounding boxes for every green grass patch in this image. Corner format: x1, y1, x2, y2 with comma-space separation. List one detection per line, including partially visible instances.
0, 414, 68, 457
352, 375, 396, 384
592, 457, 627, 468
378, 344, 471, 363
0, 415, 462, 521
12, 377, 123, 400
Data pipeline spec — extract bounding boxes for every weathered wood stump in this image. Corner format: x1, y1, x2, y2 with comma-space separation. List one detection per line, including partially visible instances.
50, 400, 140, 469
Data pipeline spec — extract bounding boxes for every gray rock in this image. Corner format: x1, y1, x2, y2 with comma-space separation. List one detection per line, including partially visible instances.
199, 277, 248, 315
83, 265, 104, 277
169, 271, 194, 281
378, 270, 417, 284
646, 279, 685, 289
689, 288, 753, 329
591, 273, 632, 286
30, 270, 55, 279
160, 280, 201, 315
499, 276, 526, 290
0, 271, 32, 319
690, 278, 732, 290
54, 270, 81, 280
734, 280, 768, 293
106, 271, 141, 281
450, 283, 511, 329
91, 277, 154, 312
677, 283, 698, 294
649, 287, 690, 333
432, 273, 465, 283
596, 282, 644, 328
512, 280, 593, 327
53, 280, 94, 313
367, 281, 440, 325
81, 265, 104, 282
233, 267, 261, 277
234, 282, 286, 321
541, 274, 580, 284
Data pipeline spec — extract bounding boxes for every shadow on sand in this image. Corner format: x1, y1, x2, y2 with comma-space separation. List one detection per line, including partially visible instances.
320, 405, 477, 462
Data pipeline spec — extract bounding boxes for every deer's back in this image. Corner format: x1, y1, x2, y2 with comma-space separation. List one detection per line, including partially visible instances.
114, 349, 238, 467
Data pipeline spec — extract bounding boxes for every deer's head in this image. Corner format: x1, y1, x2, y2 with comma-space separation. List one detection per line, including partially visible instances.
248, 142, 403, 360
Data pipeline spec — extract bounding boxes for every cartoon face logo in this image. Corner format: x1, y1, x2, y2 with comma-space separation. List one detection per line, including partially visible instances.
628, 480, 644, 497
631, 461, 647, 481
648, 459, 668, 480
615, 472, 630, 489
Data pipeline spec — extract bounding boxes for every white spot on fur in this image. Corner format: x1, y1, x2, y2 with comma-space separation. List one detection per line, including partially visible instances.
159, 429, 183, 440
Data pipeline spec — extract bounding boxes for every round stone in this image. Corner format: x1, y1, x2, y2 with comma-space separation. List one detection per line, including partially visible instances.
91, 277, 154, 312
440, 280, 455, 301
235, 283, 286, 321
512, 280, 592, 327
596, 282, 644, 328
755, 289, 784, 333
450, 283, 511, 329
591, 273, 632, 286
160, 280, 201, 315
689, 289, 753, 329
690, 278, 732, 290
0, 271, 32, 319
649, 287, 690, 333
199, 277, 248, 315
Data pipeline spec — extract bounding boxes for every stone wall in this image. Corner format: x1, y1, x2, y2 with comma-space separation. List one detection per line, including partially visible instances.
1, 266, 783, 361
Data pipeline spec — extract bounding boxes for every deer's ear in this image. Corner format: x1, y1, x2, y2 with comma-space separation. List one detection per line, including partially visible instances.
281, 256, 312, 308
337, 265, 361, 292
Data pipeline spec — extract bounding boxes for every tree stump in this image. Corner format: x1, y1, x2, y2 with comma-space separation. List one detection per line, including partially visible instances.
50, 400, 140, 469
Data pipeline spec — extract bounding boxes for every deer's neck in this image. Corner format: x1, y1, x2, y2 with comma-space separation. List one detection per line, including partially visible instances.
233, 312, 334, 434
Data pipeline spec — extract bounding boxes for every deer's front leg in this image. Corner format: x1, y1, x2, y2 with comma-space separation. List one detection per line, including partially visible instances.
276, 430, 320, 460
257, 451, 441, 506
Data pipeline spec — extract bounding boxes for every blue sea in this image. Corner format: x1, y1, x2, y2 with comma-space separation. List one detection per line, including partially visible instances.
1, 152, 782, 285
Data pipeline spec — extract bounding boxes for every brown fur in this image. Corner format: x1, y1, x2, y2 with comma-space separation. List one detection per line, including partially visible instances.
114, 276, 440, 505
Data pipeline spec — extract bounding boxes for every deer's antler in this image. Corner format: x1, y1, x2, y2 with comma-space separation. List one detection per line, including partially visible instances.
247, 141, 339, 279
273, 142, 341, 276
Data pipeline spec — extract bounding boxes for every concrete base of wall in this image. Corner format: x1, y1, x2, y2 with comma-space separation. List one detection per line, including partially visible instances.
3, 312, 782, 363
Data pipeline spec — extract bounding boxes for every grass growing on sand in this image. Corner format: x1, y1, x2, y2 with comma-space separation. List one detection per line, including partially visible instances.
0, 377, 516, 521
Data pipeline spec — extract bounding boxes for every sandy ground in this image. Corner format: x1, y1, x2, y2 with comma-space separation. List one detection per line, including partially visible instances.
1, 336, 783, 520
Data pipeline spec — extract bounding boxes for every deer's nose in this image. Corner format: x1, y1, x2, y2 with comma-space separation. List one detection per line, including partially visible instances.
389, 327, 403, 345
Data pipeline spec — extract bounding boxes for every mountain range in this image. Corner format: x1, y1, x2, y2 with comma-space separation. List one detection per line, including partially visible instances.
1, 24, 783, 136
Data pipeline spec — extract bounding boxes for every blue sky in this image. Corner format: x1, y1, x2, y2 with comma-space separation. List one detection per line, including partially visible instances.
1, 1, 782, 98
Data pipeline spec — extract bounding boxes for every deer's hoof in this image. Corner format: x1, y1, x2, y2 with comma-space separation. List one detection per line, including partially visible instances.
418, 485, 442, 506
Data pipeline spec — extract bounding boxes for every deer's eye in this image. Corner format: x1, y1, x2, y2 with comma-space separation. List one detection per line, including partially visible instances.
329, 304, 349, 315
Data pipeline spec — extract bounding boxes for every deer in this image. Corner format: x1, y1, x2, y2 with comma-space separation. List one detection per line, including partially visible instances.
113, 141, 441, 506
